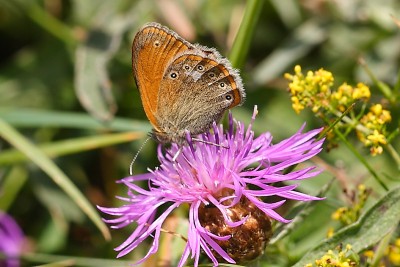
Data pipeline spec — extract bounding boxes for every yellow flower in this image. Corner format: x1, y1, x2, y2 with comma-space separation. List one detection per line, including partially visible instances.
363, 250, 374, 259
285, 65, 334, 115
357, 184, 366, 192
312, 244, 358, 266
352, 83, 371, 100
327, 227, 335, 238
389, 248, 400, 265
295, 64, 302, 74
357, 104, 392, 156
370, 104, 383, 115
378, 110, 392, 124
370, 146, 384, 156
331, 185, 370, 225
366, 130, 387, 145
387, 238, 400, 265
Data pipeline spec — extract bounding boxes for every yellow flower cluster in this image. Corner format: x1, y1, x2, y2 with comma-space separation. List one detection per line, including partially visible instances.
331, 83, 371, 112
331, 185, 370, 226
285, 65, 393, 156
305, 244, 359, 267
388, 239, 400, 265
284, 65, 334, 114
357, 104, 392, 155
363, 238, 400, 266
285, 65, 370, 114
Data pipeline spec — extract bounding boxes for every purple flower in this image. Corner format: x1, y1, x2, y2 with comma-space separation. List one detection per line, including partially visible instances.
0, 212, 24, 267
99, 106, 324, 266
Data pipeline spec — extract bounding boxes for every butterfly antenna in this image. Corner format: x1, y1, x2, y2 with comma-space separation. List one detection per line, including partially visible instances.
129, 137, 151, 175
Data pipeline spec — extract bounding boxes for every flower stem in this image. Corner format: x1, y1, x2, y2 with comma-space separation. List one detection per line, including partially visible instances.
358, 57, 396, 104
370, 230, 393, 267
394, 66, 400, 95
334, 128, 389, 191
384, 144, 400, 170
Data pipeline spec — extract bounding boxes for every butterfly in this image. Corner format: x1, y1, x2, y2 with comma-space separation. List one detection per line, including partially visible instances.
132, 22, 245, 145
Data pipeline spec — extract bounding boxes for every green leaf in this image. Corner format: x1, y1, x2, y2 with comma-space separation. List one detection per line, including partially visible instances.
22, 253, 133, 267
0, 166, 28, 211
0, 118, 111, 240
73, 0, 141, 122
75, 41, 118, 122
0, 108, 151, 132
293, 186, 400, 267
0, 131, 145, 165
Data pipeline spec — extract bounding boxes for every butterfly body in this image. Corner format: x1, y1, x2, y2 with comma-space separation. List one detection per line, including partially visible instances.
132, 22, 245, 145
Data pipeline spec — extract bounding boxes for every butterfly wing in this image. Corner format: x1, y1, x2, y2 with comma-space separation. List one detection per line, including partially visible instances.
156, 50, 245, 141
132, 22, 192, 130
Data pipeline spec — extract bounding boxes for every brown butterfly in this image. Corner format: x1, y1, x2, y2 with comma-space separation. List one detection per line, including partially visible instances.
132, 22, 245, 145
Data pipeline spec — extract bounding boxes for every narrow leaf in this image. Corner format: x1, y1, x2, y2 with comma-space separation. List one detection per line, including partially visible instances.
0, 108, 150, 132
293, 186, 400, 267
0, 131, 145, 165
0, 118, 111, 240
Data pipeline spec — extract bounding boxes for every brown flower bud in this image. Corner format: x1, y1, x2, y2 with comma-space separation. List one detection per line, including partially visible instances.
198, 189, 273, 264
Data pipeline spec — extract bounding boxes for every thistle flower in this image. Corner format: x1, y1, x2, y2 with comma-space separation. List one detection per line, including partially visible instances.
0, 212, 24, 267
99, 106, 324, 266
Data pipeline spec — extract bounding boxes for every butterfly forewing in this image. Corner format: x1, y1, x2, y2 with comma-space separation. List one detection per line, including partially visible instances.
132, 23, 192, 129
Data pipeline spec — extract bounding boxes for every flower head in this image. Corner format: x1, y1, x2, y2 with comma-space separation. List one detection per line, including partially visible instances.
0, 212, 24, 267
99, 106, 324, 266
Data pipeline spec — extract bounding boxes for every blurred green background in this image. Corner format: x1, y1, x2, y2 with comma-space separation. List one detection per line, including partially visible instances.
0, 0, 399, 266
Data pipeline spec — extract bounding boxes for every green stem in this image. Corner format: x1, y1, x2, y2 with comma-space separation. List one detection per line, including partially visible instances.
320, 103, 356, 139
384, 144, 400, 170
370, 230, 393, 267
358, 58, 395, 104
334, 128, 389, 191
393, 66, 400, 95
327, 106, 370, 135
27, 3, 77, 47
329, 106, 400, 168
229, 0, 264, 69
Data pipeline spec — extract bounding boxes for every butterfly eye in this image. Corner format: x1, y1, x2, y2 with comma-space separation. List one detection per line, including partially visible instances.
208, 72, 216, 78
169, 72, 178, 79
153, 40, 161, 47
184, 65, 191, 71
225, 94, 232, 101
219, 82, 226, 88
196, 65, 204, 71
